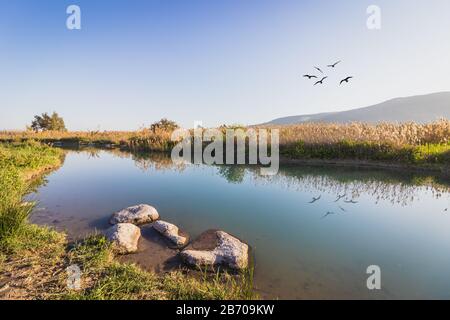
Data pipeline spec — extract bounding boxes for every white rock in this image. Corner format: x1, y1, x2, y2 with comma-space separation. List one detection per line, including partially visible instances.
105, 223, 141, 254
181, 231, 248, 270
110, 204, 159, 225
153, 220, 188, 247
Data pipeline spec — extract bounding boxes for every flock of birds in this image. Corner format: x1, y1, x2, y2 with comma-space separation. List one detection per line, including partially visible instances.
307, 193, 358, 219
309, 193, 448, 219
303, 60, 353, 86
302, 61, 450, 215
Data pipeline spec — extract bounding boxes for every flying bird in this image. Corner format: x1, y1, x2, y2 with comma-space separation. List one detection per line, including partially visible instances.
334, 194, 346, 202
309, 195, 322, 203
340, 76, 353, 85
314, 77, 328, 86
314, 66, 323, 74
303, 74, 318, 79
321, 211, 336, 219
327, 60, 341, 68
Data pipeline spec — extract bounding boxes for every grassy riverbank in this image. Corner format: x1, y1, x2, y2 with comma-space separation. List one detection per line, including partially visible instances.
275, 120, 450, 168
0, 129, 176, 152
281, 141, 450, 166
0, 142, 254, 300
1, 120, 449, 170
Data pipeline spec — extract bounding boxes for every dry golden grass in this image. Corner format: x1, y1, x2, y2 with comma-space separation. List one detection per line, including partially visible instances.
2, 119, 448, 148
259, 119, 450, 147
1, 120, 449, 164
0, 129, 176, 152
0, 130, 133, 145
127, 127, 177, 151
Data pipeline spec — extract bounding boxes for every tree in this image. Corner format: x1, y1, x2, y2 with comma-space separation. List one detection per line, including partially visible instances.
31, 112, 67, 132
150, 118, 179, 132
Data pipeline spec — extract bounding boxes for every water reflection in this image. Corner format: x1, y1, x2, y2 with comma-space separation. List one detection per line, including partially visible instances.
250, 166, 449, 206
89, 148, 449, 206
30, 148, 450, 299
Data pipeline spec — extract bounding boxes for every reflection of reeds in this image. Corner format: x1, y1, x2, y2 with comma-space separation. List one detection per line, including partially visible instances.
94, 147, 449, 206
243, 165, 450, 206
70, 148, 188, 173
126, 148, 450, 205
131, 152, 187, 172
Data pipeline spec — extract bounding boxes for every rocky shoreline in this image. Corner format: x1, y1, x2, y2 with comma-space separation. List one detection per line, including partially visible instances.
105, 204, 250, 271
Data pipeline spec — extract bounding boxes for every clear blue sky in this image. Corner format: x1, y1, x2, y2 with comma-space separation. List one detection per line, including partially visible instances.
1, 0, 450, 130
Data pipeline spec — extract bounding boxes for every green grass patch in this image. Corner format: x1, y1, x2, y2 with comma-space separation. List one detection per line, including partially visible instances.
282, 140, 450, 165
0, 141, 63, 173
0, 142, 64, 252
64, 263, 161, 300
63, 263, 256, 300
1, 223, 65, 258
68, 234, 113, 271
413, 144, 450, 164
163, 266, 256, 300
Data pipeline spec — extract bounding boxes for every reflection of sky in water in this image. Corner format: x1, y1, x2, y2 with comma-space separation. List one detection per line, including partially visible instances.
29, 150, 450, 299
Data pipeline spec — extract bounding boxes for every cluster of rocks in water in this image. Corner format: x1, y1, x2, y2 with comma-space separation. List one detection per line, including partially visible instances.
105, 204, 249, 270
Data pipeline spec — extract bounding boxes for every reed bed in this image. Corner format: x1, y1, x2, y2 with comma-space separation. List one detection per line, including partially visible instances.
257, 120, 450, 165
263, 119, 450, 146
2, 119, 448, 147
0, 129, 176, 152
1, 120, 449, 165
0, 130, 134, 145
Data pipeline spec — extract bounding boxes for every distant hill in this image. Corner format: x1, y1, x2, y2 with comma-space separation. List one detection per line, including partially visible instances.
265, 92, 450, 125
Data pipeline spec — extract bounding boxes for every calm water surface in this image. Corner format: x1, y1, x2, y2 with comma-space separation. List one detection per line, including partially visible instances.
29, 149, 450, 299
